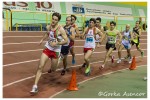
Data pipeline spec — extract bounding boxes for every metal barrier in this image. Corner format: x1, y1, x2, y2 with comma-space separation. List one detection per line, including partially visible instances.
10, 10, 48, 31
3, 8, 11, 31
15, 23, 42, 31
3, 9, 147, 32
116, 16, 147, 31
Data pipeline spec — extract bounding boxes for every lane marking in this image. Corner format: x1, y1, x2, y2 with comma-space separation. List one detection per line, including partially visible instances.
3, 35, 147, 38
3, 56, 147, 88
3, 49, 147, 67
3, 36, 43, 38
49, 64, 146, 98
3, 43, 147, 55
3, 39, 147, 45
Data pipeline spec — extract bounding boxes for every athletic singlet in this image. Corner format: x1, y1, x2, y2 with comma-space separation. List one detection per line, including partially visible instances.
63, 26, 71, 46
84, 28, 95, 48
122, 30, 131, 45
107, 30, 117, 44
45, 26, 63, 52
133, 27, 140, 43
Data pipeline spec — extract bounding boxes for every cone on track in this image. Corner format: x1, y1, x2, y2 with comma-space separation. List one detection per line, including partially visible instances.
67, 69, 78, 91
129, 56, 136, 70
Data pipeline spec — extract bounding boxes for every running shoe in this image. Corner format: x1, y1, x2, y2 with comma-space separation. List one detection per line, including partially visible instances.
128, 58, 132, 63
48, 69, 52, 73
117, 59, 121, 63
85, 65, 91, 74
30, 85, 38, 95
61, 69, 66, 76
99, 64, 105, 70
82, 63, 86, 68
141, 51, 144, 57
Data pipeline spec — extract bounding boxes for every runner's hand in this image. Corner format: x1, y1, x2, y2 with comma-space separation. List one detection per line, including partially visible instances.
48, 39, 58, 47
117, 42, 121, 46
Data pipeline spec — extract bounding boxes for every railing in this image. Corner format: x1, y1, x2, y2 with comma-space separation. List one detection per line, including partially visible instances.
3, 9, 147, 32
15, 23, 42, 31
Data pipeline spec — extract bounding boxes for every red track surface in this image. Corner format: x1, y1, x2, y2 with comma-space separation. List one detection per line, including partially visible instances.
3, 31, 147, 98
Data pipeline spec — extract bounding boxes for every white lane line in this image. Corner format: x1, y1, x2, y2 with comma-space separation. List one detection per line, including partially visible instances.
49, 64, 146, 98
3, 56, 147, 88
3, 35, 147, 38
3, 41, 46, 45
3, 39, 147, 45
3, 49, 43, 54
3, 36, 43, 38
3, 31, 46, 33
3, 49, 147, 67
3, 43, 147, 55
3, 59, 39, 67
3, 46, 87, 55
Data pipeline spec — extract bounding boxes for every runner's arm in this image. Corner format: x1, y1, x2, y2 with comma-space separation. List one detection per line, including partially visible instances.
69, 27, 75, 41
130, 31, 133, 41
57, 27, 68, 45
80, 27, 88, 39
75, 26, 80, 37
117, 31, 122, 44
137, 29, 142, 38
96, 28, 103, 37
100, 31, 106, 43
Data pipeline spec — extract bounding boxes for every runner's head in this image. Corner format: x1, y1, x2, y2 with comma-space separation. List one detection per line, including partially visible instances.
71, 15, 77, 24
51, 12, 61, 26
126, 24, 130, 31
89, 18, 96, 28
66, 16, 72, 26
135, 21, 140, 27
110, 21, 116, 30
96, 17, 101, 27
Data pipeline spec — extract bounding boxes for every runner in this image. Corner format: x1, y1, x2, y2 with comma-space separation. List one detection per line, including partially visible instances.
30, 12, 68, 94
67, 14, 80, 65
100, 21, 122, 69
81, 18, 103, 75
131, 21, 144, 57
95, 17, 104, 48
117, 24, 133, 63
60, 16, 75, 75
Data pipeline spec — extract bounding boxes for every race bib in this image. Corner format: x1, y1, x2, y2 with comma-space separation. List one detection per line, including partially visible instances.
86, 37, 93, 43
108, 36, 115, 44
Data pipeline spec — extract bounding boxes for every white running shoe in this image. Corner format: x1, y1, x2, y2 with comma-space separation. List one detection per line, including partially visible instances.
128, 59, 132, 63
117, 59, 121, 63
30, 85, 38, 94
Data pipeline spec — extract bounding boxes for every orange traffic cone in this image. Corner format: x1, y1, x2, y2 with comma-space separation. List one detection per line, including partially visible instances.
67, 69, 78, 91
129, 56, 136, 70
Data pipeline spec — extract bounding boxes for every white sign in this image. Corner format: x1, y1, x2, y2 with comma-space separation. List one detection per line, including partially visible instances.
138, 9, 146, 22
3, 2, 61, 13
65, 2, 133, 20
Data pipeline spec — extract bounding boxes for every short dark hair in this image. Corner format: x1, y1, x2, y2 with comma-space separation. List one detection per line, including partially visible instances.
89, 18, 96, 24
52, 12, 61, 21
136, 20, 140, 24
66, 16, 71, 20
71, 15, 77, 20
110, 21, 116, 26
96, 17, 101, 22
